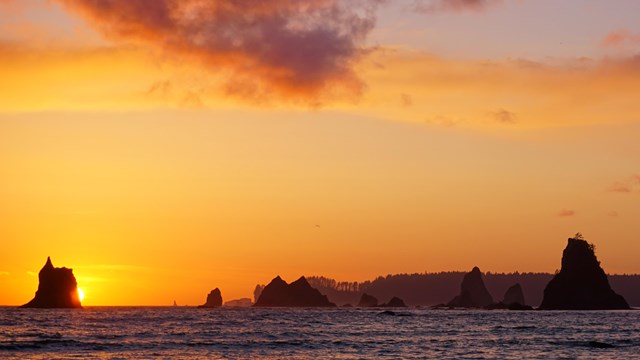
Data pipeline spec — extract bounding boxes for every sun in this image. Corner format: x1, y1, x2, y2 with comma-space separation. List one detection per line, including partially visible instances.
77, 288, 85, 302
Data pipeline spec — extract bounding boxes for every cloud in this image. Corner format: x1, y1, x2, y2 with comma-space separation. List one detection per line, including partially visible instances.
54, 0, 384, 105
491, 109, 517, 124
602, 29, 640, 47
557, 209, 575, 217
609, 182, 631, 193
357, 50, 640, 129
413, 0, 502, 13
609, 174, 640, 194
608, 211, 619, 217
0, 271, 9, 276
400, 93, 413, 107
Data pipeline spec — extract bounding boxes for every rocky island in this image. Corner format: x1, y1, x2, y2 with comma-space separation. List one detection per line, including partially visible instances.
254, 276, 335, 307
486, 283, 532, 310
381, 296, 407, 308
21, 257, 82, 308
539, 235, 630, 310
357, 293, 379, 307
199, 288, 223, 308
446, 266, 493, 308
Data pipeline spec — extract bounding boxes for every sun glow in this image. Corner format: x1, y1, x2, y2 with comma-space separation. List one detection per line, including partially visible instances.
78, 288, 85, 302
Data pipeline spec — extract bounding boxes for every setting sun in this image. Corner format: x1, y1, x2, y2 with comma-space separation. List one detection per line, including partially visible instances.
77, 288, 85, 302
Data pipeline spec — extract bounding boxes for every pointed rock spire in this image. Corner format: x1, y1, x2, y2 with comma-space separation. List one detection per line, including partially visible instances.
446, 266, 493, 308
22, 257, 82, 308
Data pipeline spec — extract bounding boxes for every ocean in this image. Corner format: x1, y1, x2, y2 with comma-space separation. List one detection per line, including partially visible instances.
1, 307, 638, 359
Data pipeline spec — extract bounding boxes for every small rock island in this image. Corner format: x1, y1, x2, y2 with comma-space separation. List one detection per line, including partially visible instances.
21, 257, 82, 308
447, 266, 493, 308
486, 283, 532, 310
539, 234, 630, 310
254, 276, 335, 307
199, 288, 223, 308
357, 293, 379, 307
381, 296, 407, 308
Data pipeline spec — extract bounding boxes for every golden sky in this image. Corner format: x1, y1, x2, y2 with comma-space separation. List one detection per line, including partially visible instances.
1, 0, 639, 305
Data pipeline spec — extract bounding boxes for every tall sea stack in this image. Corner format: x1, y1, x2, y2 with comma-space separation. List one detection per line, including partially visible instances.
199, 288, 223, 308
21, 257, 82, 308
539, 236, 629, 310
447, 266, 493, 308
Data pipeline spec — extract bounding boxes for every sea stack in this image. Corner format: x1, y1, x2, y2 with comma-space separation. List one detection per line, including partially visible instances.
381, 297, 407, 308
447, 266, 493, 308
357, 293, 379, 307
199, 288, 223, 308
502, 283, 526, 306
254, 276, 336, 307
21, 257, 82, 308
539, 235, 629, 310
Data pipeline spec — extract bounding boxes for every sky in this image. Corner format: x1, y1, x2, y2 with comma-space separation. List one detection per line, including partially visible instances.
1, 0, 639, 306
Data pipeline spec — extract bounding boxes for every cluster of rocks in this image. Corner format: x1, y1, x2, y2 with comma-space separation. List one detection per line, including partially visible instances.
357, 293, 407, 308
432, 266, 532, 310
254, 276, 335, 307
436, 235, 628, 311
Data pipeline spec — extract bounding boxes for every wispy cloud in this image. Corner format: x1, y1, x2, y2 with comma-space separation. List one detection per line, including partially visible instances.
602, 29, 640, 47
491, 109, 517, 124
609, 174, 640, 194
54, 0, 385, 105
0, 271, 9, 276
400, 93, 413, 107
609, 182, 632, 193
358, 50, 640, 128
413, 0, 502, 13
557, 209, 576, 217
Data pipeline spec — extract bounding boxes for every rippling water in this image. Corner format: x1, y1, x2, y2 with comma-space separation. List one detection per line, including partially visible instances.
1, 307, 639, 359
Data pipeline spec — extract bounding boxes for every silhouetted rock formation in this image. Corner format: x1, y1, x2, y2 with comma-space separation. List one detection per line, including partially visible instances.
254, 276, 335, 307
224, 298, 253, 307
381, 296, 407, 308
199, 288, 222, 308
21, 257, 82, 308
446, 267, 493, 308
357, 293, 378, 307
487, 284, 533, 310
253, 284, 265, 304
539, 236, 630, 310
503, 283, 526, 306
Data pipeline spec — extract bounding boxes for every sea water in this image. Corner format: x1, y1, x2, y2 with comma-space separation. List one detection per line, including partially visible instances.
1, 307, 639, 359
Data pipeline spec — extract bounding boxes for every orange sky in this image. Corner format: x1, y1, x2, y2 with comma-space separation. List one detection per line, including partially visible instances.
1, 0, 639, 305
